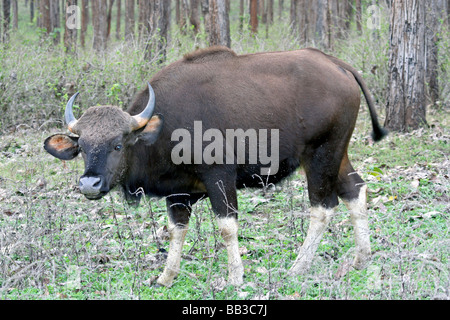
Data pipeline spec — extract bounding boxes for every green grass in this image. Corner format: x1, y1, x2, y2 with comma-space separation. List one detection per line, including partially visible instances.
0, 110, 448, 299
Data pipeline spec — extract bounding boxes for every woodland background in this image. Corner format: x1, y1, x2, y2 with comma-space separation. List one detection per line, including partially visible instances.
0, 0, 448, 300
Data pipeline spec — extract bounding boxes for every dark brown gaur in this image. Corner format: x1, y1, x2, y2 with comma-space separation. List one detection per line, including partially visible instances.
44, 46, 387, 287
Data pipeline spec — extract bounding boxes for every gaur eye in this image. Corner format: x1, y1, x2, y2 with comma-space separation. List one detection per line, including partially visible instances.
114, 145, 122, 151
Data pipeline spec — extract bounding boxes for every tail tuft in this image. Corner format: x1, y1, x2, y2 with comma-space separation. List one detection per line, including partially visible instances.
371, 126, 388, 142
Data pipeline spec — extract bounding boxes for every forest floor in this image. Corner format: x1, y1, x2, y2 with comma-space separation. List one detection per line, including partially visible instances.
0, 107, 448, 300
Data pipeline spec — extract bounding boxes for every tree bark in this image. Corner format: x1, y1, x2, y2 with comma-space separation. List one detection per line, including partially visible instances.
190, 0, 200, 34
30, 0, 35, 23
138, 0, 150, 42
50, 0, 60, 44
150, 0, 171, 62
92, 0, 108, 51
11, 0, 17, 29
2, 0, 11, 42
385, 0, 427, 131
80, 0, 88, 47
39, 0, 51, 35
208, 0, 230, 47
124, 0, 134, 41
355, 0, 362, 33
116, 0, 121, 40
425, 3, 442, 106
250, 0, 258, 34
106, 0, 115, 40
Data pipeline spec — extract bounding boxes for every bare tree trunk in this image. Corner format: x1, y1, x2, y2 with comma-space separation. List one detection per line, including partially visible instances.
92, 0, 108, 51
50, 0, 60, 44
116, 0, 121, 40
39, 0, 52, 39
106, 0, 115, 40
178, 0, 188, 33
190, 0, 200, 34
355, 0, 362, 33
30, 0, 35, 23
279, 0, 284, 19
11, 0, 17, 29
259, 0, 266, 24
208, 0, 230, 47
138, 0, 150, 44
315, 0, 329, 49
80, 0, 88, 47
425, 4, 441, 106
2, 0, 11, 42
124, 0, 134, 41
265, 0, 273, 37
266, 0, 273, 24
250, 0, 258, 34
385, 0, 427, 131
201, 0, 210, 35
148, 0, 171, 62
239, 0, 244, 31
64, 0, 78, 53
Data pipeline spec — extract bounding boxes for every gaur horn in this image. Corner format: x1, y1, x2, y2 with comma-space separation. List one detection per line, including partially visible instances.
131, 82, 156, 131
65, 92, 79, 133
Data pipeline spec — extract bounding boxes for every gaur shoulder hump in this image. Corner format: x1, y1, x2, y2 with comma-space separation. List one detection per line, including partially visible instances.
183, 46, 237, 63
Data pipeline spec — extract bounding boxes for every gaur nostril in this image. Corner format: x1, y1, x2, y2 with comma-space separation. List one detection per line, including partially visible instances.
79, 176, 102, 194
92, 178, 101, 187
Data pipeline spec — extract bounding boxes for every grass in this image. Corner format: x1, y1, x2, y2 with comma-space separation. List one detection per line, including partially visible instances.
0, 109, 448, 300
0, 2, 449, 300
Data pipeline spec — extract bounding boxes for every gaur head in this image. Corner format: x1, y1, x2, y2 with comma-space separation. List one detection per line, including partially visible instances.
44, 83, 163, 200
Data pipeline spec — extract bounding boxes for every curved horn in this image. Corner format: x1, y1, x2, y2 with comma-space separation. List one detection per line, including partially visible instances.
131, 82, 155, 131
65, 92, 79, 133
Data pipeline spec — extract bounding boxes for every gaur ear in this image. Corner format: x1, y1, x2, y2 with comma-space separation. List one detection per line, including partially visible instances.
44, 134, 80, 160
137, 114, 164, 146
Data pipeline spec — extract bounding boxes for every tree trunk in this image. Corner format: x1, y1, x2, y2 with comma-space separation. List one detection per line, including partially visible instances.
178, 0, 189, 33
385, 0, 427, 131
208, 0, 230, 47
190, 0, 200, 34
239, 0, 244, 31
39, 0, 51, 35
355, 0, 362, 33
250, 0, 258, 34
2, 0, 11, 42
106, 0, 115, 40
80, 0, 88, 47
425, 3, 441, 106
64, 0, 78, 54
11, 0, 17, 29
92, 0, 108, 51
116, 0, 121, 40
315, 0, 329, 49
201, 0, 210, 35
138, 0, 150, 43
149, 0, 171, 62
124, 0, 134, 41
50, 0, 60, 44
30, 0, 34, 23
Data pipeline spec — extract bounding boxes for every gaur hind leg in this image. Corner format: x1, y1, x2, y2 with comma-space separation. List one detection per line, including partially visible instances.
337, 153, 371, 269
289, 144, 340, 275
156, 194, 201, 287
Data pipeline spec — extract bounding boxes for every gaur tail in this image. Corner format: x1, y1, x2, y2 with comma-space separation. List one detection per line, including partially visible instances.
322, 51, 388, 142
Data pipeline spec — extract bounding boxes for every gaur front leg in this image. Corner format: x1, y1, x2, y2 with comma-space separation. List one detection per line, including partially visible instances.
202, 171, 244, 286
156, 195, 195, 287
